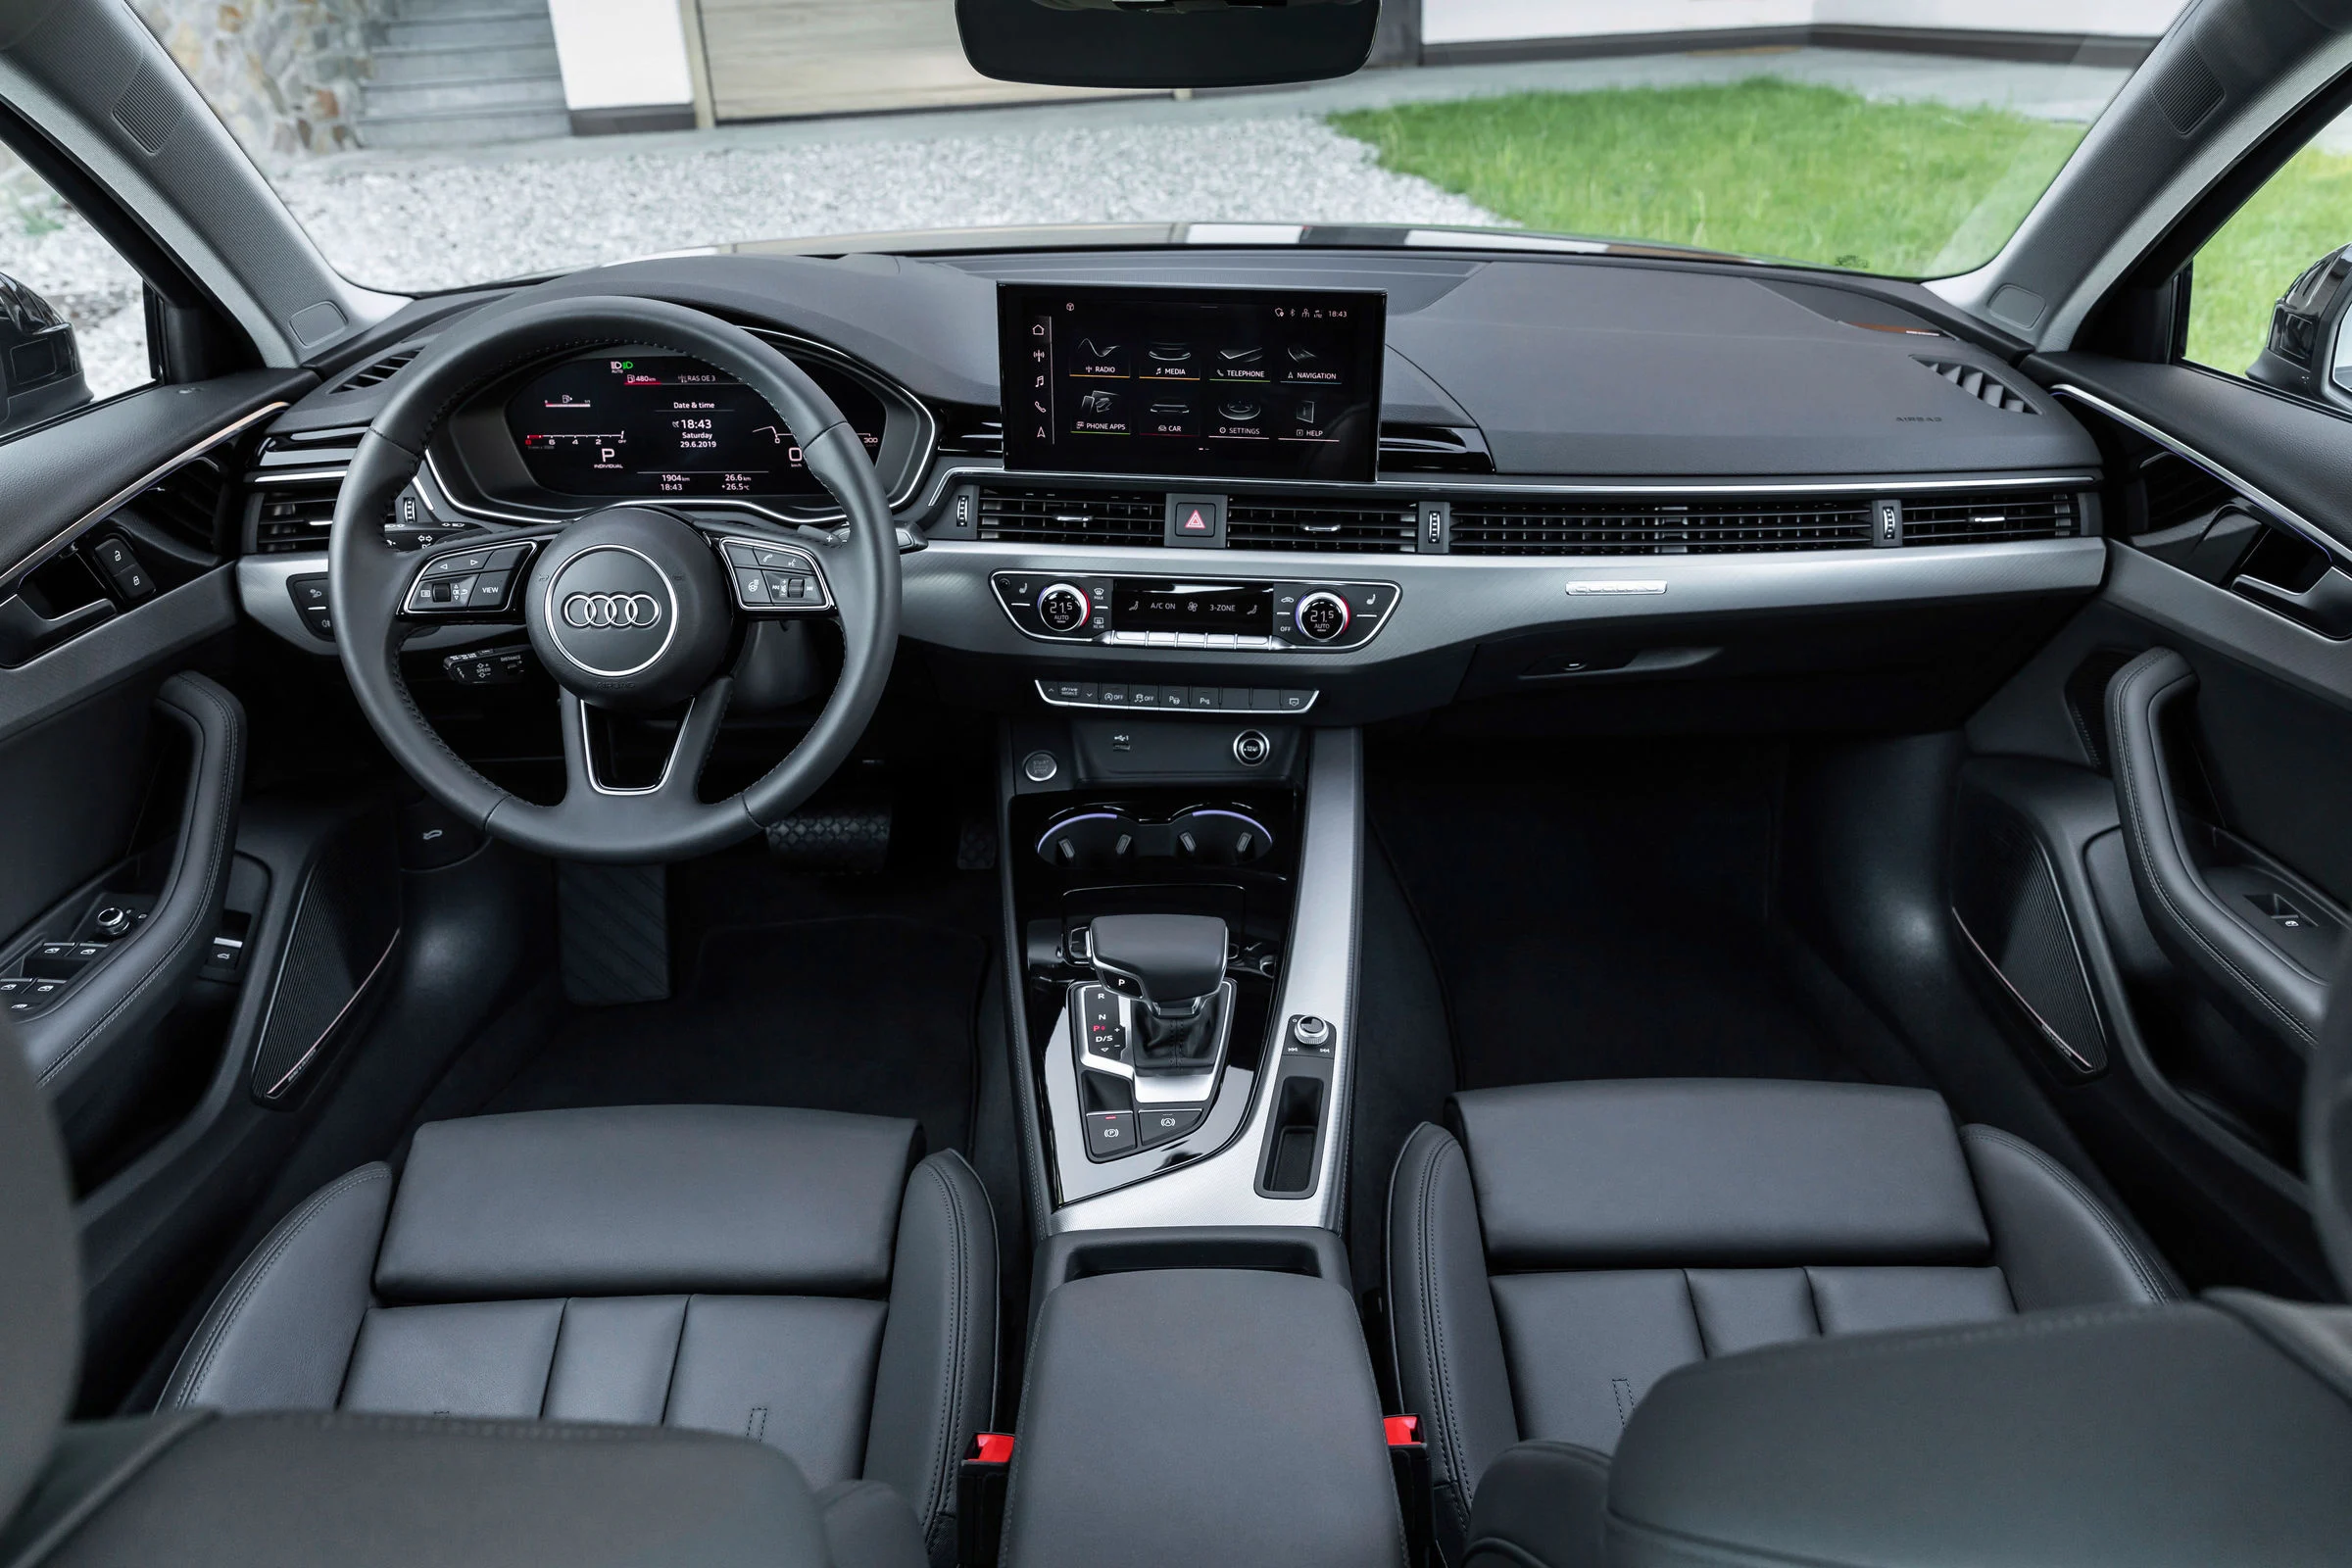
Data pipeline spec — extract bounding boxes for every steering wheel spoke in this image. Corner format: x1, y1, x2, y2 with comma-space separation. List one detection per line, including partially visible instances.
560, 680, 733, 807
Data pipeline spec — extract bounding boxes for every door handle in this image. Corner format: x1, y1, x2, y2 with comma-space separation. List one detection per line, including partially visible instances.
0, 593, 114, 666
2104, 647, 2328, 1050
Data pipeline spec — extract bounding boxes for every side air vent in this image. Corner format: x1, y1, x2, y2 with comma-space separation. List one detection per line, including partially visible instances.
251, 485, 341, 554
1917, 358, 2038, 414
939, 409, 1004, 458
977, 485, 1163, 546
1227, 498, 1418, 553
1900, 491, 2079, 545
1451, 497, 1872, 556
334, 346, 421, 393
253, 425, 367, 474
125, 454, 231, 552
1378, 423, 1494, 474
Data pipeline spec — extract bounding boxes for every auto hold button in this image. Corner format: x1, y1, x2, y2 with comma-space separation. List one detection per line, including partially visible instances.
1135, 1106, 1202, 1148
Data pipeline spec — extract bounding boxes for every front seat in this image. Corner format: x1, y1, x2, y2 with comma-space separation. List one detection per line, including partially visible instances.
159, 1102, 996, 1566
1388, 1078, 2174, 1559
0, 1033, 954, 1567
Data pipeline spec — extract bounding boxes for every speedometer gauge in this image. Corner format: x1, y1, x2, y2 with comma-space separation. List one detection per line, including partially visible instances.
506, 353, 886, 500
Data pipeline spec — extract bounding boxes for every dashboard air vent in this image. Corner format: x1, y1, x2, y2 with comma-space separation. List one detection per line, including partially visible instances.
125, 455, 231, 552
334, 346, 421, 393
1917, 358, 2037, 414
939, 410, 1004, 458
1450, 497, 1872, 556
1379, 423, 1494, 474
1899, 491, 2079, 545
253, 425, 366, 474
977, 485, 1163, 546
251, 485, 341, 554
1227, 498, 1418, 553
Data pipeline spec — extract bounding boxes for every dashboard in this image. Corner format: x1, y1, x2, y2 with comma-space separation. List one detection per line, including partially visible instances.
238, 245, 2110, 730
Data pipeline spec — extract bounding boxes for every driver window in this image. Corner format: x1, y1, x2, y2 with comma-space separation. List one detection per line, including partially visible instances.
2182, 102, 2352, 387
0, 146, 153, 406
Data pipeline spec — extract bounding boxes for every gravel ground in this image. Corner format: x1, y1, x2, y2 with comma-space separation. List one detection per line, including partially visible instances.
273, 117, 1502, 293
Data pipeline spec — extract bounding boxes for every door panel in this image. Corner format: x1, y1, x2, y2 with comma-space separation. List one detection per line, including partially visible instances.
1957, 352, 2352, 1297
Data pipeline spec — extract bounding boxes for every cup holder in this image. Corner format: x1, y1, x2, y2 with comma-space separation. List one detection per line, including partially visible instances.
1034, 804, 1274, 869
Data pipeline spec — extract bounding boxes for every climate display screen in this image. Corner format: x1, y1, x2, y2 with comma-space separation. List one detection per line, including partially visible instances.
506, 353, 885, 499
1112, 579, 1275, 635
999, 283, 1386, 482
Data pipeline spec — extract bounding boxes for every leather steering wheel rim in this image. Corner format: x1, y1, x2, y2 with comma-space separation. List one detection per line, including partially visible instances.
327, 294, 902, 862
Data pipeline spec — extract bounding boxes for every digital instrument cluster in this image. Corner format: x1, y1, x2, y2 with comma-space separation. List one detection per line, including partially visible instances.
998, 283, 1386, 482
504, 353, 887, 500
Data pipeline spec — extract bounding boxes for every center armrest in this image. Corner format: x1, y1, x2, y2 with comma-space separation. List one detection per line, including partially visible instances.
1004, 1252, 1403, 1568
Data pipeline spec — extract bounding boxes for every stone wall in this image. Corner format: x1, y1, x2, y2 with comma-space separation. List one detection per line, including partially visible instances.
133, 0, 377, 160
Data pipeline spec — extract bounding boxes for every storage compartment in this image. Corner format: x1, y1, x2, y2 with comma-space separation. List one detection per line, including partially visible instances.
1005, 1229, 1402, 1568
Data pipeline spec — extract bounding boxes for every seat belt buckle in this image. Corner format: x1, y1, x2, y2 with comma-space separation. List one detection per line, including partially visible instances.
957, 1432, 1016, 1568
1387, 1415, 1435, 1568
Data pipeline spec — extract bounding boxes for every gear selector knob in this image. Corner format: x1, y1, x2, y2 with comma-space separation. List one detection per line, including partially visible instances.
1088, 913, 1228, 1009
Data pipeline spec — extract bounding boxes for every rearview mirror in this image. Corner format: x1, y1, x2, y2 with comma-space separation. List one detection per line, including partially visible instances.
0, 271, 88, 436
956, 0, 1376, 90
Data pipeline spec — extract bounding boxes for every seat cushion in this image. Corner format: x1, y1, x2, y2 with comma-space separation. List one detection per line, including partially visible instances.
1390, 1079, 2175, 1562
164, 1104, 997, 1564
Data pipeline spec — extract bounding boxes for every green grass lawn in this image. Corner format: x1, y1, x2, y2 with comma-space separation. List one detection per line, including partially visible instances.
1331, 77, 2352, 376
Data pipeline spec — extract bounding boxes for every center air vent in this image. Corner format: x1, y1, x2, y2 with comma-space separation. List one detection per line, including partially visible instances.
976, 485, 1163, 546
251, 485, 340, 553
1227, 499, 1417, 553
1917, 358, 2038, 414
1451, 497, 1873, 556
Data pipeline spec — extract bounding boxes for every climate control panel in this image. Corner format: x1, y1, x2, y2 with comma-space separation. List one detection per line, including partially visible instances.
989, 572, 1397, 652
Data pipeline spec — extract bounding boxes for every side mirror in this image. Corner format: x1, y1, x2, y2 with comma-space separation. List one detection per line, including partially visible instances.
956, 0, 1376, 90
2246, 243, 2352, 406
0, 272, 89, 436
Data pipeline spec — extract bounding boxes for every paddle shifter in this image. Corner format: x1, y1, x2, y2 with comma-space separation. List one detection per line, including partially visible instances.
1088, 913, 1230, 1073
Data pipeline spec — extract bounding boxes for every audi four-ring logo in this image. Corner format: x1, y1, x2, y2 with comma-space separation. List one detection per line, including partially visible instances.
563, 592, 662, 629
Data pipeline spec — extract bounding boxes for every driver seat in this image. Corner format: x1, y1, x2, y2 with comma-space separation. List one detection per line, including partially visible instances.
158, 1103, 996, 1566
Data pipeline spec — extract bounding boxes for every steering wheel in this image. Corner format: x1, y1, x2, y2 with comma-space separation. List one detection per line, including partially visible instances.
327, 296, 902, 862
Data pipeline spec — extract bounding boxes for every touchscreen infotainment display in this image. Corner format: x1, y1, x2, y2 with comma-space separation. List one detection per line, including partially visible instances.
999, 283, 1386, 482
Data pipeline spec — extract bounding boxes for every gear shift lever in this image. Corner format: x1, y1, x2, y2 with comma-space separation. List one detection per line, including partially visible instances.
1088, 913, 1229, 1071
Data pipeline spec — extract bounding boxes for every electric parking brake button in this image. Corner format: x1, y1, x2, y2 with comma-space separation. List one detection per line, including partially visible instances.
1083, 1111, 1137, 1160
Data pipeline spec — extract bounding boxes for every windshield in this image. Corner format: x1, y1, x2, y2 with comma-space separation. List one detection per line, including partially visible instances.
30, 7, 2161, 307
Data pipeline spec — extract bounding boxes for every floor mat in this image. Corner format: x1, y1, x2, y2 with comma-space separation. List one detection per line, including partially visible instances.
487, 915, 991, 1156
1370, 738, 1863, 1091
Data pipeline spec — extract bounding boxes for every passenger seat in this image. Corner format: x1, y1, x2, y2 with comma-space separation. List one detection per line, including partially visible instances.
1388, 1079, 2175, 1560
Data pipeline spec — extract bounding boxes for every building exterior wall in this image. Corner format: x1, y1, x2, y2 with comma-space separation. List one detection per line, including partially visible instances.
133, 0, 375, 158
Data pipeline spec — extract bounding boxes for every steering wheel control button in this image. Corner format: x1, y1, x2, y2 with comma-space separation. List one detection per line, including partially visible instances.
1136, 1106, 1203, 1148
423, 549, 493, 578
1294, 590, 1351, 642
1233, 730, 1272, 766
721, 539, 829, 613
1083, 1110, 1138, 1160
1022, 750, 1060, 783
526, 508, 731, 711
1035, 582, 1092, 634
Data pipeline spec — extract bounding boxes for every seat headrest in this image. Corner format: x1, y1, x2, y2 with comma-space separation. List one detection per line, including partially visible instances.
1451, 1079, 1990, 1270
0, 1019, 79, 1524
2307, 954, 2352, 1295
375, 1104, 921, 1301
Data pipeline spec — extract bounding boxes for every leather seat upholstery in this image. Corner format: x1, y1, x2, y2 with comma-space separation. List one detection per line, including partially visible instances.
1389, 1079, 2174, 1559
163, 1103, 996, 1567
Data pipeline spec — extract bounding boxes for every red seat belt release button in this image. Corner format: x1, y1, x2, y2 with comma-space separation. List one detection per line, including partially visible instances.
1385, 1414, 1421, 1446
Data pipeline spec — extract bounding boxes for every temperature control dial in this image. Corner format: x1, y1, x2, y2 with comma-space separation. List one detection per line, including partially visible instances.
1035, 582, 1093, 635
1293, 591, 1352, 643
